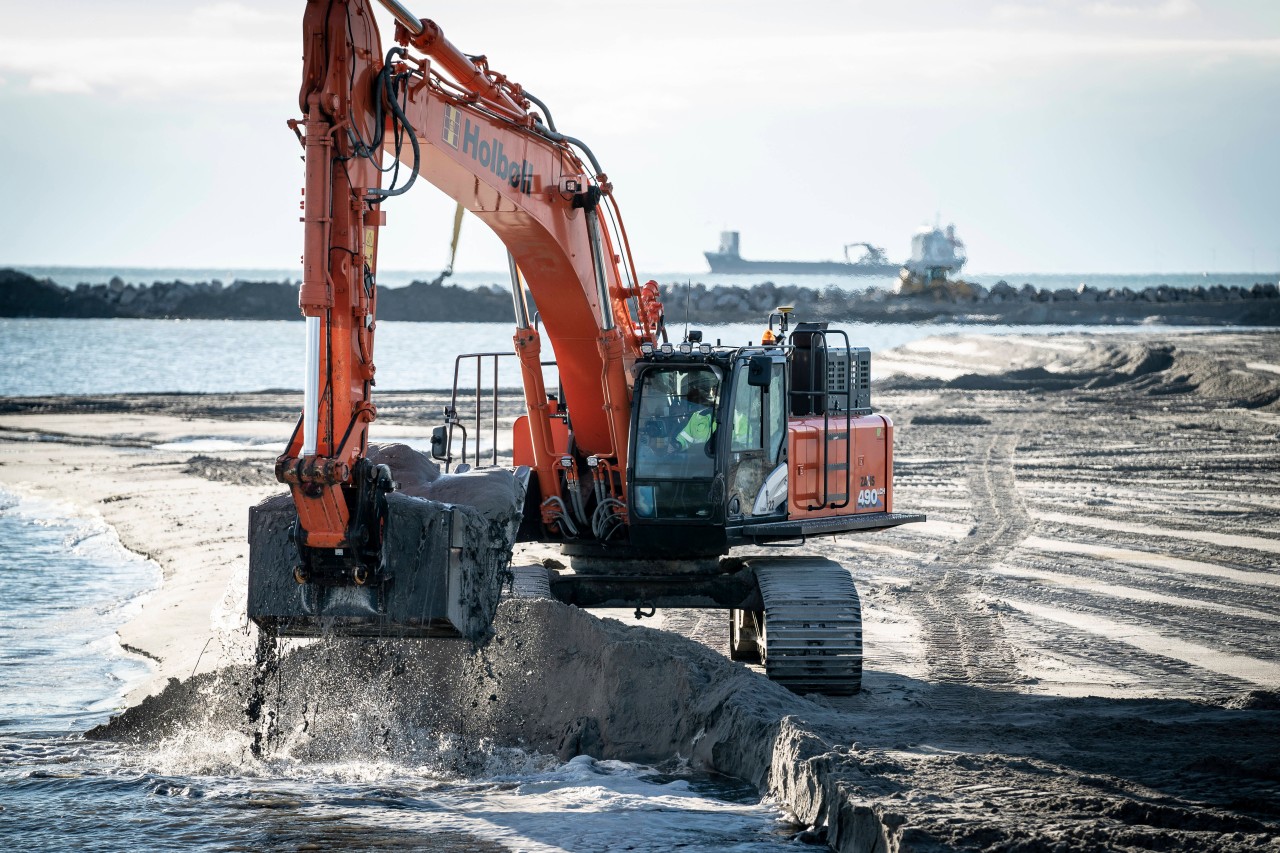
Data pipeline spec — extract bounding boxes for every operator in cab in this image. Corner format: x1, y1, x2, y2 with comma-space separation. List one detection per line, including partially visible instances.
674, 373, 718, 451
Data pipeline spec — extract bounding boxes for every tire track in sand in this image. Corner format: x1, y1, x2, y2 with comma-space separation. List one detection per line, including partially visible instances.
914, 425, 1031, 705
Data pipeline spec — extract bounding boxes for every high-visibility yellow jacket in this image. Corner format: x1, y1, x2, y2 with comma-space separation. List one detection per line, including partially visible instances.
676, 409, 714, 449
676, 408, 754, 450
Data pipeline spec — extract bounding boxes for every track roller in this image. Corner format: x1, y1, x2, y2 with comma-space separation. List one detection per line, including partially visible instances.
729, 607, 763, 663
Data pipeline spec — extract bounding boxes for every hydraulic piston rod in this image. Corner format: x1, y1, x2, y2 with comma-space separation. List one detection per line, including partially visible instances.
507, 252, 531, 330
374, 0, 424, 35
302, 315, 321, 457
585, 208, 615, 332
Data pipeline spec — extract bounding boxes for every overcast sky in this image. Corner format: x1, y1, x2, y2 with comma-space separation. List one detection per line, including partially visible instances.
0, 0, 1277, 275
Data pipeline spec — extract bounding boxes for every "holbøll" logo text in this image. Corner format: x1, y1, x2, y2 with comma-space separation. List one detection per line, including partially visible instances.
442, 105, 533, 194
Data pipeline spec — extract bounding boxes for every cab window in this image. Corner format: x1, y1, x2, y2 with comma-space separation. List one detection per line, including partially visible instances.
633, 366, 720, 481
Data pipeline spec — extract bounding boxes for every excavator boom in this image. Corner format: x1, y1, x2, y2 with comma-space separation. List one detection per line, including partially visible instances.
279, 0, 661, 552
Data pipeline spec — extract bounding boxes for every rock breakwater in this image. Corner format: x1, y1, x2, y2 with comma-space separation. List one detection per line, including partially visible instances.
3, 268, 1277, 325
0, 269, 517, 322
660, 278, 1280, 325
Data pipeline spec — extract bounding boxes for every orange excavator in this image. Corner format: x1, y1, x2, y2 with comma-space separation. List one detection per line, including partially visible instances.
248, 0, 923, 695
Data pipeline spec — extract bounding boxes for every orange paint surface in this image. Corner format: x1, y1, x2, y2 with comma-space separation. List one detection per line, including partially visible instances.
787, 415, 894, 519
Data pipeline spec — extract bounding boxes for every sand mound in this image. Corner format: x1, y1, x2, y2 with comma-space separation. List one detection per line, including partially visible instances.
89, 599, 808, 781
1078, 342, 1178, 386
184, 455, 276, 487
1224, 689, 1280, 711
890, 339, 1280, 410
1124, 351, 1280, 409
367, 442, 441, 495
937, 342, 1176, 393
910, 413, 990, 426
368, 442, 526, 523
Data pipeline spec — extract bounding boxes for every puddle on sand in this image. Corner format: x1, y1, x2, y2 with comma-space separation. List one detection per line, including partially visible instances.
152, 437, 276, 451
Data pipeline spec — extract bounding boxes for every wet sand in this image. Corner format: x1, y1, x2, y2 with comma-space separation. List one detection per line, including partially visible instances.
1, 330, 1278, 851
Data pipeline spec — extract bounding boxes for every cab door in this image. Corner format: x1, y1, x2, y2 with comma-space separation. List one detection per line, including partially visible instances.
724, 356, 787, 519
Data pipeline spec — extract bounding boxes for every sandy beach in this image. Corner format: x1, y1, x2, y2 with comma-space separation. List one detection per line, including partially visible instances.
2, 330, 1278, 851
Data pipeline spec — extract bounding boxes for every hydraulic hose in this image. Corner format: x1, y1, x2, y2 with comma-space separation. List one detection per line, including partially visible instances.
532, 120, 602, 178
368, 48, 420, 200
522, 90, 557, 132
541, 496, 579, 537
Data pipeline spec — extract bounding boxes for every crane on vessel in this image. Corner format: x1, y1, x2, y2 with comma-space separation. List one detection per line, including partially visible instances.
248, 0, 924, 695
843, 242, 891, 266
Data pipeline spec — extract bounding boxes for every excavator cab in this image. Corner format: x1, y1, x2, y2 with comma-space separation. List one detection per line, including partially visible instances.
631, 360, 787, 521
623, 325, 924, 554
624, 342, 793, 558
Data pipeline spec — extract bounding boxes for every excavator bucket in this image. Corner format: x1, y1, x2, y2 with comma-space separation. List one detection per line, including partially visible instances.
246, 466, 526, 644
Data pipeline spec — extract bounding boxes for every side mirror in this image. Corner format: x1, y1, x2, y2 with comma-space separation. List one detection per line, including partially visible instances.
430, 425, 449, 461
747, 355, 772, 387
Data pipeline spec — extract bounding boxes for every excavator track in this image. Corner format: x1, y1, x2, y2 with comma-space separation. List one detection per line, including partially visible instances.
750, 557, 863, 696
507, 563, 553, 599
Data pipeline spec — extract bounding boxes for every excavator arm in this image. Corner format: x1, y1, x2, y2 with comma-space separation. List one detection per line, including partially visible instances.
277, 0, 663, 559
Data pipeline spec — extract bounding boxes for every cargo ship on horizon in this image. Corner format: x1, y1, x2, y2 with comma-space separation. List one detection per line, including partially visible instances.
703, 231, 900, 276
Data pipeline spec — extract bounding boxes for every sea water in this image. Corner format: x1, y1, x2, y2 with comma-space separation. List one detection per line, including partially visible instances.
0, 489, 800, 850
0, 492, 157, 735
0, 317, 1217, 397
